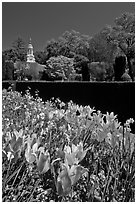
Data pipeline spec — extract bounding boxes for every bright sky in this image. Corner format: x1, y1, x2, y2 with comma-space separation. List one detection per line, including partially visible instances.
2, 1, 135, 51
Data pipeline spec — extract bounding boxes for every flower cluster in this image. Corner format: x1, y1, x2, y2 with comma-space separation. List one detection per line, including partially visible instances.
2, 89, 135, 202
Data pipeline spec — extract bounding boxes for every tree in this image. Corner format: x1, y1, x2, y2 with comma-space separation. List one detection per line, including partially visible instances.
14, 60, 27, 80
89, 62, 109, 81
60, 30, 91, 58
46, 55, 76, 81
44, 30, 91, 80
2, 49, 16, 62
89, 29, 117, 63
44, 30, 91, 60
81, 61, 90, 81
44, 39, 60, 59
106, 13, 135, 80
2, 54, 6, 80
89, 29, 117, 81
4, 60, 14, 80
34, 51, 47, 65
72, 54, 89, 80
24, 63, 45, 80
113, 56, 127, 81
12, 37, 27, 62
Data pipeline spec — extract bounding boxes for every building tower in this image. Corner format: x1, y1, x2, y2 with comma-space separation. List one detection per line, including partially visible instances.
27, 38, 35, 63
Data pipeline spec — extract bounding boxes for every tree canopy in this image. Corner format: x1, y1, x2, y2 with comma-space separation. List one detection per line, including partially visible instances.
2, 12, 135, 81
104, 13, 135, 80
45, 55, 76, 81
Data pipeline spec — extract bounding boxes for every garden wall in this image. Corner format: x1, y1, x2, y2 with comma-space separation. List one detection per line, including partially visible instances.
2, 81, 135, 131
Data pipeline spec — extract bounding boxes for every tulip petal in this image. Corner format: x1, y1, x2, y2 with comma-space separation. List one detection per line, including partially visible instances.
65, 145, 71, 154
65, 152, 76, 166
32, 143, 38, 153
25, 145, 36, 164
72, 143, 77, 152
37, 152, 50, 174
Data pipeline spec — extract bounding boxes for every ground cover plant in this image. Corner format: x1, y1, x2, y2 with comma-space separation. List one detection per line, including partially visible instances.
2, 88, 135, 202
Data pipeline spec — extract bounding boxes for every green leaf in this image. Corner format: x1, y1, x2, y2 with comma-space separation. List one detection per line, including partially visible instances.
56, 149, 65, 160
69, 165, 88, 185
2, 150, 7, 159
57, 164, 71, 196
56, 180, 64, 196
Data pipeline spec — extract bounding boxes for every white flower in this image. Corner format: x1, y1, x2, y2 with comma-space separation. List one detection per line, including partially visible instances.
7, 152, 14, 160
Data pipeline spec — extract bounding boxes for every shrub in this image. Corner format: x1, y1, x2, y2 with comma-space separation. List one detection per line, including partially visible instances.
46, 55, 76, 81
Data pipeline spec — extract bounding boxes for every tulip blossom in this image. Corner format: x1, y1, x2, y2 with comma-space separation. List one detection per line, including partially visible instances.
56, 141, 89, 196
64, 141, 91, 166
37, 149, 50, 174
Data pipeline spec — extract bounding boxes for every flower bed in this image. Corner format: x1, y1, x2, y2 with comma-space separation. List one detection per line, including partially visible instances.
2, 88, 135, 202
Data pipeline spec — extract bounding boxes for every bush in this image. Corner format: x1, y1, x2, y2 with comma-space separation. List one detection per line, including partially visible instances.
46, 55, 76, 81
113, 56, 126, 81
2, 89, 135, 201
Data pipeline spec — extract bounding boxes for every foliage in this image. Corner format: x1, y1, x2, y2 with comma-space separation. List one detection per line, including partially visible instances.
113, 55, 132, 81
105, 13, 135, 80
2, 54, 6, 80
2, 49, 17, 62
2, 13, 135, 82
80, 61, 90, 81
24, 63, 45, 80
60, 30, 91, 58
44, 30, 91, 60
89, 62, 114, 81
89, 62, 106, 81
74, 54, 89, 72
12, 37, 27, 62
46, 55, 76, 81
89, 29, 117, 64
2, 89, 135, 201
2, 37, 27, 80
2, 59, 14, 80
34, 51, 47, 65
2, 37, 26, 63
14, 60, 27, 80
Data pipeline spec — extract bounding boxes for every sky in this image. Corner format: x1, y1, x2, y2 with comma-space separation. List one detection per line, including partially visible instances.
2, 2, 135, 52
